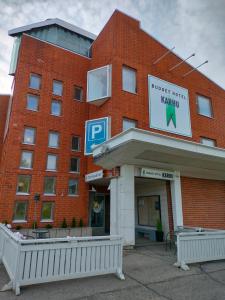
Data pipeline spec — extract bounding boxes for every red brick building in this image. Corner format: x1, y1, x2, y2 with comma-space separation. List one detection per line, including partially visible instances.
1, 11, 225, 245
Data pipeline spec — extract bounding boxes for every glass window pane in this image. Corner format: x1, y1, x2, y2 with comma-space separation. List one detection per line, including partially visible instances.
29, 74, 41, 90
74, 86, 83, 101
122, 66, 136, 93
23, 127, 35, 144
17, 175, 31, 194
198, 95, 212, 117
87, 65, 111, 101
41, 202, 54, 220
20, 151, 33, 169
91, 194, 105, 227
49, 132, 59, 148
72, 136, 80, 151
70, 157, 79, 172
200, 137, 216, 147
123, 118, 137, 131
47, 154, 57, 170
138, 196, 160, 227
53, 80, 63, 96
27, 94, 39, 111
68, 179, 78, 195
44, 177, 56, 194
51, 100, 61, 116
13, 201, 28, 221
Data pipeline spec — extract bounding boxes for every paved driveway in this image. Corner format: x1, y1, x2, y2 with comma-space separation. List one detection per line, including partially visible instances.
1, 243, 225, 299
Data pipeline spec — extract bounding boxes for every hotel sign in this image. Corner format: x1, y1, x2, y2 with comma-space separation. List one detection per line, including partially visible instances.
85, 170, 103, 182
141, 168, 175, 180
148, 75, 192, 137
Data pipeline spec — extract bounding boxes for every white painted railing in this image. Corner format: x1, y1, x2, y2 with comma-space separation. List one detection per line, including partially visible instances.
176, 229, 225, 270
0, 224, 124, 295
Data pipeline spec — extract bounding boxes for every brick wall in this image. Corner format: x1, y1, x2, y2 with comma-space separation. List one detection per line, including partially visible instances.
181, 177, 225, 229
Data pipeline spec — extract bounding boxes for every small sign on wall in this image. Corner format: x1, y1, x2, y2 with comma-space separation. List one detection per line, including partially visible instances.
141, 168, 175, 180
148, 75, 192, 137
85, 170, 103, 182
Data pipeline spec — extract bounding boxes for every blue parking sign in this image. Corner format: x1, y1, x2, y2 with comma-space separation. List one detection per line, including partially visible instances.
85, 117, 110, 155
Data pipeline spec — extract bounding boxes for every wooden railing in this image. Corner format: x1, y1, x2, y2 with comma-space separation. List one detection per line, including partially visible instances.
0, 224, 124, 295
176, 229, 225, 270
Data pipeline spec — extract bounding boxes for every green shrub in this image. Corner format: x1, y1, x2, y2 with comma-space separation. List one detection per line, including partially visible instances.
61, 218, 68, 228
156, 219, 163, 232
71, 217, 76, 228
45, 224, 53, 229
32, 221, 37, 229
79, 218, 83, 228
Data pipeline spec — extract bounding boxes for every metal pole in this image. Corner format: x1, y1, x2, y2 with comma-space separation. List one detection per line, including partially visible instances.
153, 46, 175, 65
169, 53, 195, 72
182, 60, 208, 78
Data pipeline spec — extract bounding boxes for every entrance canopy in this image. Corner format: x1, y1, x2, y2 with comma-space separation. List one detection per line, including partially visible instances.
93, 128, 225, 180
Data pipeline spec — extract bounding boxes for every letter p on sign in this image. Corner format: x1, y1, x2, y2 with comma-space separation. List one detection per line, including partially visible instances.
85, 117, 110, 155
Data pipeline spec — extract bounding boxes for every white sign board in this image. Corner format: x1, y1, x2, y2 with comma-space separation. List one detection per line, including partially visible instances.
85, 170, 103, 182
141, 168, 175, 180
148, 75, 192, 137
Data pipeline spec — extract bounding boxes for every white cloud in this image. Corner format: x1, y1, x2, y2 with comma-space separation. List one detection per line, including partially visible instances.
0, 0, 224, 94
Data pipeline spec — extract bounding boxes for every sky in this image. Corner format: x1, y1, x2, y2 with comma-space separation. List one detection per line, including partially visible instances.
0, 0, 225, 94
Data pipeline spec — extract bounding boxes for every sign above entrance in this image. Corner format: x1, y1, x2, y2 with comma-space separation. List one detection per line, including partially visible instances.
85, 117, 110, 155
148, 75, 192, 137
85, 170, 104, 182
141, 168, 175, 180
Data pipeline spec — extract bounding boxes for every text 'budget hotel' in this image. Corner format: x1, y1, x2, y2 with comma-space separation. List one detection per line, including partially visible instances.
1, 10, 225, 245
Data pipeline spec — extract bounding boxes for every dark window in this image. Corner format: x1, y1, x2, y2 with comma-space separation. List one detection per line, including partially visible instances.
41, 202, 54, 220
17, 175, 31, 194
68, 179, 78, 195
13, 201, 28, 221
70, 157, 80, 172
74, 86, 83, 101
44, 177, 56, 195
72, 136, 80, 151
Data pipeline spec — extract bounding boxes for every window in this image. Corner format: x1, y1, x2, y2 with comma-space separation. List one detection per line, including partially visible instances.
68, 179, 78, 196
87, 65, 112, 101
46, 154, 57, 171
44, 177, 56, 195
51, 100, 61, 116
70, 157, 80, 172
23, 127, 36, 144
138, 196, 161, 227
74, 86, 83, 101
200, 137, 216, 147
26, 94, 39, 111
197, 95, 213, 118
41, 202, 54, 221
20, 151, 33, 169
123, 118, 137, 131
72, 136, 80, 151
29, 74, 41, 90
13, 201, 28, 221
48, 131, 59, 148
53, 80, 63, 96
17, 175, 31, 194
122, 66, 137, 93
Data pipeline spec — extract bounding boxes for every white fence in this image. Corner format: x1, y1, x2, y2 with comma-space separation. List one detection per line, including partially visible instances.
0, 224, 124, 295
176, 229, 225, 270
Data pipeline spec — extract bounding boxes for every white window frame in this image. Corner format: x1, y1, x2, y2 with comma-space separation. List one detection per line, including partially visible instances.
53, 80, 63, 96
46, 154, 58, 171
74, 86, 83, 101
29, 73, 41, 90
20, 151, 33, 169
51, 100, 62, 116
87, 65, 112, 102
122, 118, 137, 132
68, 178, 79, 196
13, 201, 28, 223
197, 95, 213, 118
48, 131, 60, 148
70, 157, 80, 173
44, 177, 56, 196
41, 202, 54, 222
23, 127, 36, 145
26, 94, 39, 111
122, 65, 137, 94
200, 137, 216, 147
16, 175, 31, 195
